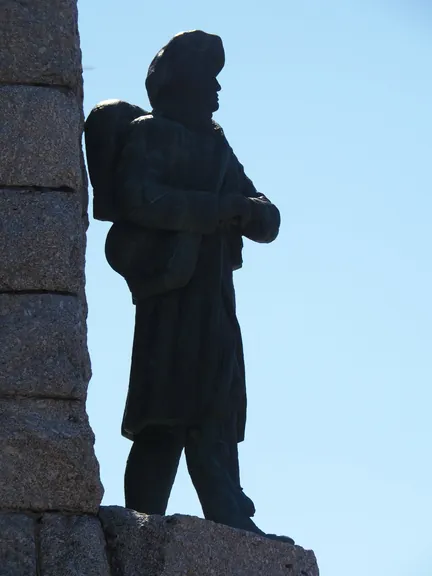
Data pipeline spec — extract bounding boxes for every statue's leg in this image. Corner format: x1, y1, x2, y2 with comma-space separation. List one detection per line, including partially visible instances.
124, 425, 184, 515
185, 419, 294, 544
185, 419, 258, 531
224, 416, 256, 517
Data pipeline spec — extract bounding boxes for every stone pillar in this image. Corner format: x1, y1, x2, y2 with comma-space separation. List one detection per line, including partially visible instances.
0, 1, 103, 513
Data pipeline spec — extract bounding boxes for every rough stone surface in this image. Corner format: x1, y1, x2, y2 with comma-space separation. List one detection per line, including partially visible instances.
40, 514, 110, 576
0, 190, 84, 293
0, 0, 81, 88
0, 513, 36, 576
0, 398, 103, 513
100, 507, 319, 576
0, 294, 90, 399
0, 86, 82, 190
100, 507, 166, 576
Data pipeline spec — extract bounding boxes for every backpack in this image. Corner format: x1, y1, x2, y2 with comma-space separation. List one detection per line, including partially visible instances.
84, 99, 149, 222
84, 99, 202, 302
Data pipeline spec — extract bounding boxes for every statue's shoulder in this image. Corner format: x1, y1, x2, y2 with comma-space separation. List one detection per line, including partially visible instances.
128, 113, 183, 142
126, 112, 155, 135
130, 116, 226, 140
129, 112, 156, 129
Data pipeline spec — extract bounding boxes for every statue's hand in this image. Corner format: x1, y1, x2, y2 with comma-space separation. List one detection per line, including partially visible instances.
219, 195, 251, 228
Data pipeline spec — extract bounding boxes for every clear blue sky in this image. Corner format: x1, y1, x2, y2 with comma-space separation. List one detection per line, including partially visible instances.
78, 2, 432, 575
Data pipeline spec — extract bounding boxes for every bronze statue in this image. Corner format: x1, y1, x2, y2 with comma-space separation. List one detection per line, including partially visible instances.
85, 30, 292, 544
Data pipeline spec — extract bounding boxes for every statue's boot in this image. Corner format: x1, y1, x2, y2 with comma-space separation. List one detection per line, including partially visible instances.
239, 489, 256, 517
233, 483, 256, 517
226, 513, 295, 545
261, 532, 295, 545
234, 489, 293, 543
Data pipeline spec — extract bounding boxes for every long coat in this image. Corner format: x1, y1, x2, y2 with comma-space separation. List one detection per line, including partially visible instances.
111, 111, 280, 442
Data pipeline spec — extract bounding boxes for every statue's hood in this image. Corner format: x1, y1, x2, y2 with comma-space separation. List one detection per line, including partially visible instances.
145, 30, 225, 107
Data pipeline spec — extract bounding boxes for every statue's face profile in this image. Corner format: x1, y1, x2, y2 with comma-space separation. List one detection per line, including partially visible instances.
155, 69, 221, 121
178, 71, 222, 115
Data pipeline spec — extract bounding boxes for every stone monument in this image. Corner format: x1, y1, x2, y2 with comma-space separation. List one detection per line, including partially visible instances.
0, 3, 319, 575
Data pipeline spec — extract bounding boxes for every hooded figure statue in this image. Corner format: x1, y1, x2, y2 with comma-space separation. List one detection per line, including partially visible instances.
86, 30, 292, 544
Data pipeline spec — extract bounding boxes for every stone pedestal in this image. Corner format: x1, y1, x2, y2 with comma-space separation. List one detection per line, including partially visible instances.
0, 509, 319, 576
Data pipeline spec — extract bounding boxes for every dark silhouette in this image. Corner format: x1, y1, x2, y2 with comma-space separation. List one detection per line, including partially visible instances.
85, 30, 292, 544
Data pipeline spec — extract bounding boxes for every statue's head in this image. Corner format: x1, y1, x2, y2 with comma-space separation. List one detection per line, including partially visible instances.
146, 30, 225, 121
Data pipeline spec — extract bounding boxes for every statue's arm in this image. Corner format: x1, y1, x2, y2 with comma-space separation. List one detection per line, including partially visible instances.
234, 157, 280, 243
115, 120, 219, 233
